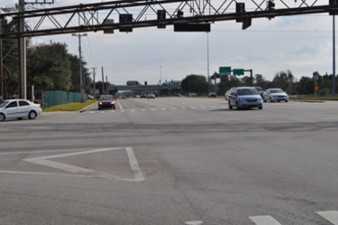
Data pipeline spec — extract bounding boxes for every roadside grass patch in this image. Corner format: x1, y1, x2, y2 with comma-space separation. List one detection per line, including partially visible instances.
44, 99, 96, 112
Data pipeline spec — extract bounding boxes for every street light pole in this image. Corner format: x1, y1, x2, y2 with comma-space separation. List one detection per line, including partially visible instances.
72, 33, 87, 102
333, 15, 336, 96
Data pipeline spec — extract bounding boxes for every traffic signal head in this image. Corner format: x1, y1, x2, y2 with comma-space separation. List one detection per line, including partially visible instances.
267, 0, 275, 10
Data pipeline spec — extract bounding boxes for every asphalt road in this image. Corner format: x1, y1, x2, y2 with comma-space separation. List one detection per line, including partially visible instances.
1, 97, 338, 225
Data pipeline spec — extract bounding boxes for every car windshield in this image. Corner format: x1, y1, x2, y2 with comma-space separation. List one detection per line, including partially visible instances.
100, 95, 112, 100
254, 87, 263, 92
0, 100, 9, 108
270, 89, 283, 93
237, 88, 258, 96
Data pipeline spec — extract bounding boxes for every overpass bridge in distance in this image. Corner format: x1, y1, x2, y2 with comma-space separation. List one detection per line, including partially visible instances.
113, 85, 181, 91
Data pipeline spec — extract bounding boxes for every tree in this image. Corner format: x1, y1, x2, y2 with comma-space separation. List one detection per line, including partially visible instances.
254, 74, 269, 89
69, 54, 92, 93
272, 70, 295, 94
181, 74, 208, 94
27, 42, 72, 92
218, 75, 241, 94
297, 76, 314, 95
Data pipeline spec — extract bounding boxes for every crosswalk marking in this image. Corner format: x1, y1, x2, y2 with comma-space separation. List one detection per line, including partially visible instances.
317, 211, 338, 224
249, 211, 338, 225
249, 216, 282, 225
85, 105, 227, 114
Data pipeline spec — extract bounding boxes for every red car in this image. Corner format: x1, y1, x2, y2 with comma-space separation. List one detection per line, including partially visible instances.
98, 95, 116, 110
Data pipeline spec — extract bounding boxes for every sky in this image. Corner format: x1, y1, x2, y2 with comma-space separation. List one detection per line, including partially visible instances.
1, 0, 336, 85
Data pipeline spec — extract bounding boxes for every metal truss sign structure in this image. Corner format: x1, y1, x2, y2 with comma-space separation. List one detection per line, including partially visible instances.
0, 0, 338, 38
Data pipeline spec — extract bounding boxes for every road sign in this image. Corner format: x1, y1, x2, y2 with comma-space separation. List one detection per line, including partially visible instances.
219, 66, 231, 75
233, 68, 244, 76
314, 84, 319, 92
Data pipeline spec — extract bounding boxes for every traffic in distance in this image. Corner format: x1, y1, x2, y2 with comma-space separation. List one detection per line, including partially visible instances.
0, 86, 288, 122
224, 86, 289, 110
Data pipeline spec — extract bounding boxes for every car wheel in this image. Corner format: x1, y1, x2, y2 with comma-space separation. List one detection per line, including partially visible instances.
0, 113, 5, 122
28, 111, 37, 120
112, 105, 116, 110
236, 102, 241, 110
258, 106, 263, 110
18, 117, 23, 120
228, 101, 233, 110
285, 100, 288, 102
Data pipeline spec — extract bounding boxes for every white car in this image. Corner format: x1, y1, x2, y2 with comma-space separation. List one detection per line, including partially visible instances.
0, 99, 42, 122
263, 88, 289, 102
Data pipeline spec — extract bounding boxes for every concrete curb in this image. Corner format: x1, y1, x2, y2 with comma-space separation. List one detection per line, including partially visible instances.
79, 102, 97, 113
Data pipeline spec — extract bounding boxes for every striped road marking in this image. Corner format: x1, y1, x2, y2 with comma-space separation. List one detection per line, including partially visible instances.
249, 216, 282, 225
317, 211, 338, 224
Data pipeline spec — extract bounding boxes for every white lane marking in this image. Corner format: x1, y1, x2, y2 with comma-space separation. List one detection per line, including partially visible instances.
116, 99, 123, 110
24, 147, 121, 173
0, 170, 101, 178
185, 221, 203, 225
4, 147, 146, 182
317, 211, 338, 224
123, 147, 144, 182
249, 216, 282, 225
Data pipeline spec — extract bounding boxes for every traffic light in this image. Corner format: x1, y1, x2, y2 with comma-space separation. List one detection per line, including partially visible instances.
177, 10, 184, 18
236, 2, 245, 13
267, 0, 275, 10
236, 3, 245, 23
157, 10, 166, 28
119, 14, 133, 32
330, 0, 338, 15
242, 18, 251, 30
235, 2, 251, 29
266, 0, 275, 19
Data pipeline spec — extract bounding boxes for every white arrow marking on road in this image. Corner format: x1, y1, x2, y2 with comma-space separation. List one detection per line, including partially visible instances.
249, 215, 282, 225
317, 211, 338, 224
22, 147, 144, 181
24, 147, 118, 173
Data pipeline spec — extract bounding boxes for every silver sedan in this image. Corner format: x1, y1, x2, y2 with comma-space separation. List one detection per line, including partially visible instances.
0, 99, 42, 121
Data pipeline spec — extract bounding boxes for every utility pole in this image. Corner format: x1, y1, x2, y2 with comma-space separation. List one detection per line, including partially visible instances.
333, 15, 337, 96
18, 0, 26, 99
91, 67, 96, 97
0, 21, 3, 99
106, 75, 109, 94
72, 33, 87, 102
17, 0, 55, 99
101, 67, 105, 95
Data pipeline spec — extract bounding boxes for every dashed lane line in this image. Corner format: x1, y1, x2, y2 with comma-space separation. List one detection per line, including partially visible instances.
249, 215, 282, 225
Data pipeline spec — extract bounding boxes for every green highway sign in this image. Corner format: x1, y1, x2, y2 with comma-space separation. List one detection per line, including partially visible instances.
233, 68, 244, 76
219, 66, 231, 75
